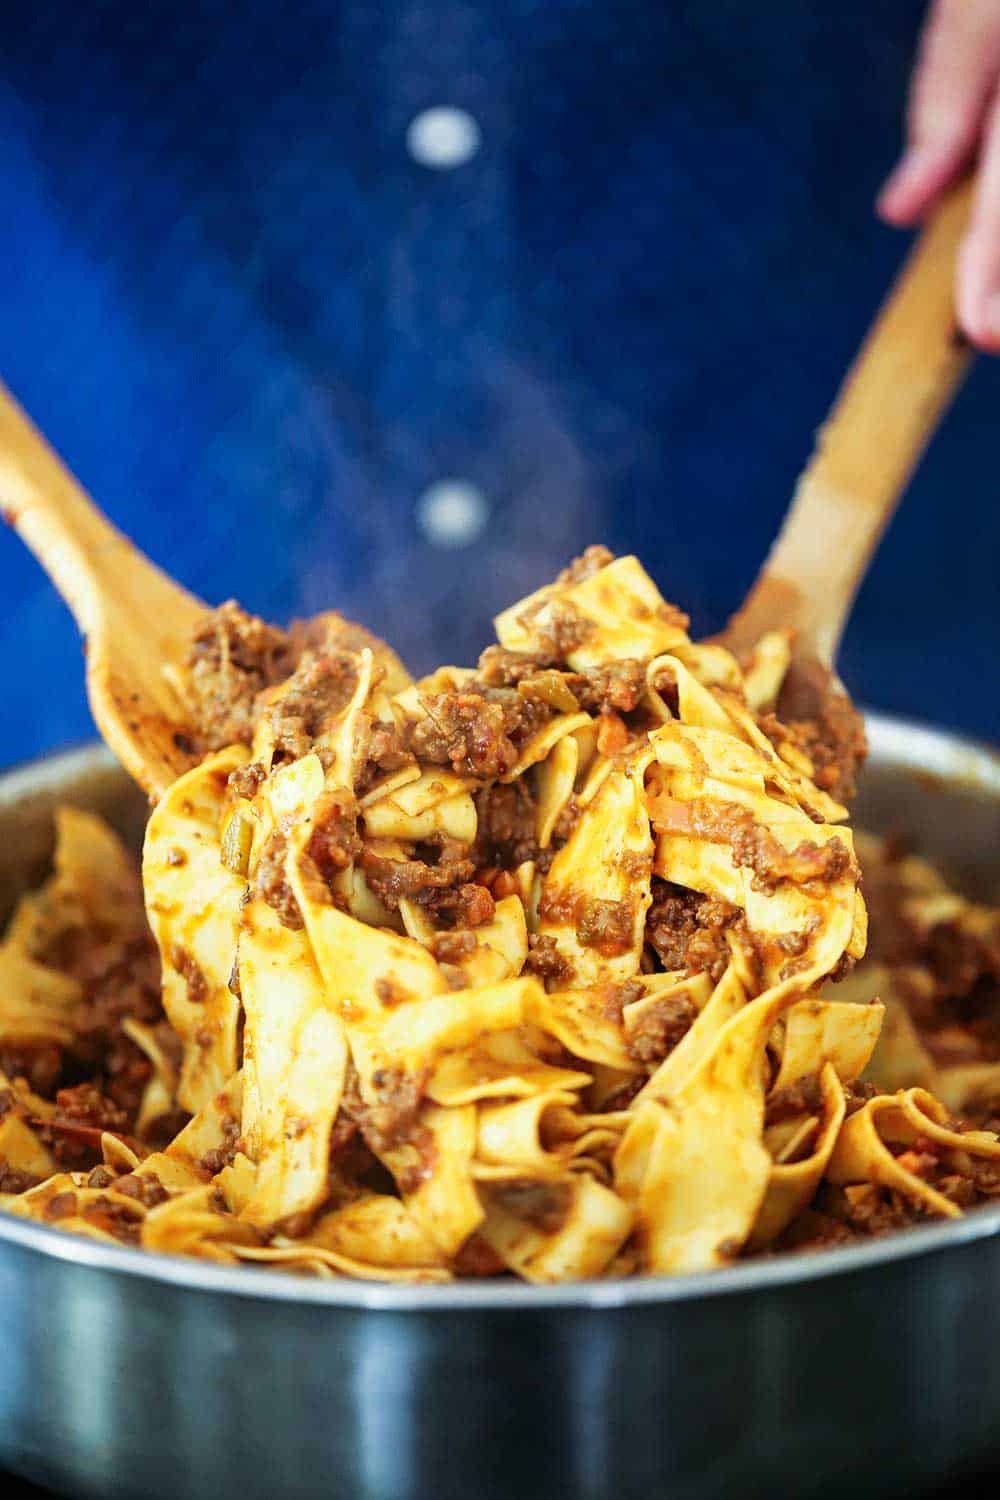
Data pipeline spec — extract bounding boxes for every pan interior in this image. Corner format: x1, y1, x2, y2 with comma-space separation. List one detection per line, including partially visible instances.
0, 713, 997, 1308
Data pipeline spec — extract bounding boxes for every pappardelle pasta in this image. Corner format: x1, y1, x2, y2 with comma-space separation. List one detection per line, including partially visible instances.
1, 548, 998, 1281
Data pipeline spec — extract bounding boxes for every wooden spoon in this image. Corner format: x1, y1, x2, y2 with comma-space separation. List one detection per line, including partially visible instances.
0, 386, 206, 800
720, 178, 974, 668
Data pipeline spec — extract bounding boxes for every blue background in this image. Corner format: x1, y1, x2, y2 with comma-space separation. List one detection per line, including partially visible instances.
1, 0, 997, 766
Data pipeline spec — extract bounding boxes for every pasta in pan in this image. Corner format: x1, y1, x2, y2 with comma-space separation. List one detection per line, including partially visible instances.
1, 547, 998, 1281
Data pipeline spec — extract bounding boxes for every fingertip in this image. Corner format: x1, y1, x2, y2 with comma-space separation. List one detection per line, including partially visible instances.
956, 226, 1000, 352
956, 262, 1000, 352
958, 296, 1000, 353
875, 152, 938, 226
876, 186, 920, 227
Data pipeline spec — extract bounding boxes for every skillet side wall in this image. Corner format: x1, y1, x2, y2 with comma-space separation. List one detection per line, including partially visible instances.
0, 1226, 998, 1500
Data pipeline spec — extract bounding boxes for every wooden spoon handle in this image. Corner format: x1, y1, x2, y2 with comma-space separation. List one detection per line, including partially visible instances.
723, 177, 975, 664
0, 381, 202, 635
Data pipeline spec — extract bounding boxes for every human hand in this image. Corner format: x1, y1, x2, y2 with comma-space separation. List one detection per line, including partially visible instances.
878, 0, 1000, 351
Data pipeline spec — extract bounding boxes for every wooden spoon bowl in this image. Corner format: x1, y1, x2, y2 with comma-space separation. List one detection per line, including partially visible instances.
0, 388, 205, 800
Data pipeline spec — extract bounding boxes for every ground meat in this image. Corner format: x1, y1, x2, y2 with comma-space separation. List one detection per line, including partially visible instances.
262, 649, 361, 765
327, 1112, 361, 1162
408, 688, 551, 781
648, 661, 680, 716
773, 1208, 864, 1254
624, 994, 697, 1063
46, 1083, 129, 1134
99, 1035, 155, 1123
645, 881, 743, 982
817, 1181, 925, 1238
842, 1079, 880, 1117
324, 1119, 385, 1207
766, 657, 868, 803
525, 933, 574, 987
30, 910, 166, 1127
488, 870, 520, 899
114, 1171, 169, 1208
764, 1073, 823, 1126
556, 544, 615, 586
185, 606, 412, 791
12, 824, 168, 1126
860, 840, 1000, 1063
647, 793, 853, 892
37, 1084, 130, 1168
356, 720, 415, 794
198, 1115, 242, 1178
574, 660, 646, 715
452, 1235, 506, 1277
342, 1067, 428, 1159
534, 601, 596, 662
434, 883, 496, 928
546, 798, 582, 858
477, 645, 557, 686
576, 898, 635, 956
924, 990, 1000, 1066
730, 822, 851, 892
0, 786, 213, 1175
228, 761, 267, 801
774, 1183, 918, 1253
361, 850, 459, 907
306, 792, 362, 886
361, 834, 479, 912
473, 781, 539, 870
0, 1042, 63, 1097
71, 932, 161, 1027
601, 1075, 648, 1112
430, 930, 477, 964
599, 979, 645, 1022
361, 839, 482, 927
254, 829, 304, 930
922, 919, 1000, 1001
142, 1106, 191, 1151
957, 1155, 1000, 1196
287, 610, 409, 684
896, 914, 1000, 1065
645, 887, 702, 972
774, 920, 821, 961
490, 1177, 572, 1233
537, 888, 634, 957
187, 602, 296, 749
861, 843, 952, 974
170, 944, 208, 1006
77, 1194, 142, 1243
0, 1163, 42, 1194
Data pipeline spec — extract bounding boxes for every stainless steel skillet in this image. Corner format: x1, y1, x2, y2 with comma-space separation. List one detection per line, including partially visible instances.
0, 712, 998, 1500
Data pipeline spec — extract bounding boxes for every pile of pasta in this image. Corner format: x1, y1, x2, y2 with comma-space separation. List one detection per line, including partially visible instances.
848, 837, 1000, 1121
2, 552, 999, 1281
